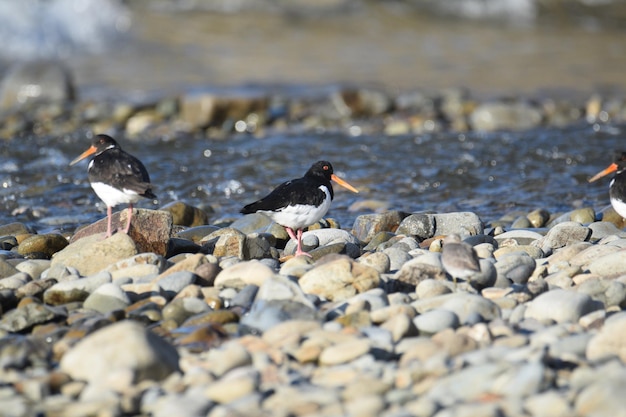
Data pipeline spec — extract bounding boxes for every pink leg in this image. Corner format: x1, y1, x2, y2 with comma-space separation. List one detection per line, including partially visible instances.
105, 206, 113, 238
287, 227, 312, 258
123, 204, 133, 234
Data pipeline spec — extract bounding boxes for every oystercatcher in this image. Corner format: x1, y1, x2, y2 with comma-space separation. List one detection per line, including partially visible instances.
241, 160, 359, 257
70, 134, 156, 238
589, 151, 626, 218
441, 234, 481, 286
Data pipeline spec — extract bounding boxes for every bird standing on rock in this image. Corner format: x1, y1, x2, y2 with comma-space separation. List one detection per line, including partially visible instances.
240, 160, 359, 257
589, 151, 626, 219
441, 234, 481, 285
70, 134, 156, 238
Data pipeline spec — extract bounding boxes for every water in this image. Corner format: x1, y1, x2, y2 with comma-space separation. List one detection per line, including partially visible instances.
0, 123, 621, 233
0, 1, 625, 233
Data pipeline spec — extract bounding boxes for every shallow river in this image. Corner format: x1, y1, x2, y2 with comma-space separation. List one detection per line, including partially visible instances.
0, 122, 622, 233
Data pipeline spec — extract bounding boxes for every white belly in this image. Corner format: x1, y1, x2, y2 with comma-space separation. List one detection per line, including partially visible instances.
262, 187, 332, 230
91, 182, 142, 207
610, 197, 626, 219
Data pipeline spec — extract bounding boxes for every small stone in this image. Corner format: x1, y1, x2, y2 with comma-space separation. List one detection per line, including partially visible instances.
318, 339, 371, 366
299, 255, 380, 301
413, 309, 460, 335
60, 320, 180, 386
351, 211, 408, 243
525, 289, 603, 324
17, 234, 68, 258
160, 201, 209, 227
83, 282, 131, 313
214, 260, 276, 290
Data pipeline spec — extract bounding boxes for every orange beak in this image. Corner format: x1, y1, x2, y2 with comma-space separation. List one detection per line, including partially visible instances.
69, 145, 97, 166
588, 162, 618, 183
331, 173, 359, 193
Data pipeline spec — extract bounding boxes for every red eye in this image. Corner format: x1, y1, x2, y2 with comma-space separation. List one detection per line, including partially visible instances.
323, 165, 329, 170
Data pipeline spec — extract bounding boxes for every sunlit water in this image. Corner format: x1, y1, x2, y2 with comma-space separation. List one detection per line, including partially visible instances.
0, 123, 622, 234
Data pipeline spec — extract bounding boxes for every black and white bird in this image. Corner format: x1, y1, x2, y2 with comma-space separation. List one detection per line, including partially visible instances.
589, 151, 626, 219
70, 134, 156, 238
240, 160, 358, 257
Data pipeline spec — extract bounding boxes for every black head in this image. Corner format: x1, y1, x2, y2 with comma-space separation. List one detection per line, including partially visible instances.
613, 151, 626, 166
69, 134, 121, 166
305, 161, 334, 181
91, 134, 120, 153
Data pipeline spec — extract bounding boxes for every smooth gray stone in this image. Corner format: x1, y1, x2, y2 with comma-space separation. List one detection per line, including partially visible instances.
524, 289, 603, 323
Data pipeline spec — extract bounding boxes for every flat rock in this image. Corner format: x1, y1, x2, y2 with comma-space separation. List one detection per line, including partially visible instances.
52, 233, 138, 277
70, 209, 172, 256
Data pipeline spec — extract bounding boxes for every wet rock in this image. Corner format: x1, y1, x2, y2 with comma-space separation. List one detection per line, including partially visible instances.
570, 207, 595, 224
71, 208, 172, 256
525, 289, 603, 324
331, 87, 392, 117
179, 91, 268, 130
351, 211, 408, 243
527, 208, 551, 228
299, 255, 380, 301
469, 100, 542, 131
52, 233, 138, 277
0, 60, 75, 110
59, 320, 180, 387
0, 222, 31, 236
160, 201, 209, 227
17, 233, 68, 259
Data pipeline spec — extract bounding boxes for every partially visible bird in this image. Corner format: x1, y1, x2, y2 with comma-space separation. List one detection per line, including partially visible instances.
70, 134, 156, 238
589, 151, 626, 219
240, 160, 358, 257
441, 234, 481, 286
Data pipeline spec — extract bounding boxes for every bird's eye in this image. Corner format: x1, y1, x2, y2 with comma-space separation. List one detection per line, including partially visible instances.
323, 165, 329, 170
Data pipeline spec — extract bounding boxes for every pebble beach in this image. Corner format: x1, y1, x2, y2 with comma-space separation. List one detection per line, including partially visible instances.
1, 197, 626, 417
2, 1, 626, 416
